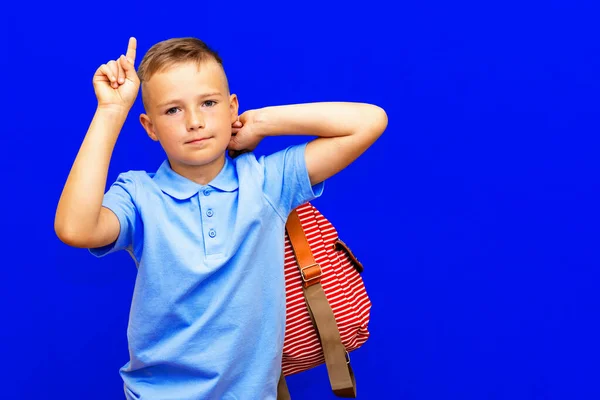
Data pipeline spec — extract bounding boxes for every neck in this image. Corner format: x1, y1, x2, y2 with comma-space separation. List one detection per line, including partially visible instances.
168, 153, 226, 185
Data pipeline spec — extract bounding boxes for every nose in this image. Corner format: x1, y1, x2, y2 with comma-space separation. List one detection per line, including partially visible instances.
186, 110, 205, 131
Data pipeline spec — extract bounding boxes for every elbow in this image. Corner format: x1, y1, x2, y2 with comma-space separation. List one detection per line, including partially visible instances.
358, 104, 387, 139
54, 223, 75, 247
54, 219, 88, 248
372, 105, 388, 135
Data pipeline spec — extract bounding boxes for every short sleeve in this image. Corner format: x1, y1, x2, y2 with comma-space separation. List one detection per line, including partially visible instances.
259, 142, 325, 220
88, 172, 139, 258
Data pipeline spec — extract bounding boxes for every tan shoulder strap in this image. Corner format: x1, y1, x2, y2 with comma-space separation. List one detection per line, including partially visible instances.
280, 208, 357, 398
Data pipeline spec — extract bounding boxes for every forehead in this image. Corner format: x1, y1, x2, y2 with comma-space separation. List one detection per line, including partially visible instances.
143, 60, 228, 106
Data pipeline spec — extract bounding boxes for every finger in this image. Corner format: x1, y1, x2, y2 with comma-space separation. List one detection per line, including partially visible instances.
228, 136, 241, 151
98, 63, 117, 86
120, 54, 138, 82
116, 56, 125, 84
232, 120, 243, 128
125, 37, 137, 65
94, 64, 108, 80
107, 60, 119, 88
238, 111, 249, 124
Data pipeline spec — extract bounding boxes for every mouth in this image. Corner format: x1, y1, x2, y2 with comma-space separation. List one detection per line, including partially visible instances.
185, 137, 210, 144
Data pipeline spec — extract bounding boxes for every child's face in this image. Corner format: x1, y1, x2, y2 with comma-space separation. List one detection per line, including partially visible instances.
139, 60, 238, 170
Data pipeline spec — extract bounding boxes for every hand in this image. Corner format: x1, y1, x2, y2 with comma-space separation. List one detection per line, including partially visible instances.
228, 110, 264, 158
93, 37, 140, 111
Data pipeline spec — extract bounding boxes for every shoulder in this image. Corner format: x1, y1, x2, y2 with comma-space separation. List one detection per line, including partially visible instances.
230, 151, 263, 180
110, 169, 152, 185
105, 169, 158, 200
233, 143, 307, 172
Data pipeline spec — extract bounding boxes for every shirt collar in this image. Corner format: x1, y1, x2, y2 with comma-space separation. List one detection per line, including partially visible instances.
153, 157, 239, 200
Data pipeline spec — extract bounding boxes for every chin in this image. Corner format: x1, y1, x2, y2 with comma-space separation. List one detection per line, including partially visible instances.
179, 151, 226, 167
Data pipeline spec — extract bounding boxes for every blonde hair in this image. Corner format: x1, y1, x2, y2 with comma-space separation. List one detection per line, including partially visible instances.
137, 37, 228, 108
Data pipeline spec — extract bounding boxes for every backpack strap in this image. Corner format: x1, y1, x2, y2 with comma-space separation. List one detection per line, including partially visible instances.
281, 208, 357, 398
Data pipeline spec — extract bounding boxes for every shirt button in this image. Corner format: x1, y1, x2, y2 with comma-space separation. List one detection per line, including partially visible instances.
206, 209, 214, 217
203, 189, 211, 196
208, 229, 216, 238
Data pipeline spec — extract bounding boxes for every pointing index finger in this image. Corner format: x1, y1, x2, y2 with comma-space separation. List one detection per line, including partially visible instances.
126, 37, 137, 65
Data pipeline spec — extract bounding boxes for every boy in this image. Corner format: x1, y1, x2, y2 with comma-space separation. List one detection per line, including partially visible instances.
55, 36, 387, 399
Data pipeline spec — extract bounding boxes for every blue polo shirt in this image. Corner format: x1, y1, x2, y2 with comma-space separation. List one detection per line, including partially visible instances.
89, 143, 324, 400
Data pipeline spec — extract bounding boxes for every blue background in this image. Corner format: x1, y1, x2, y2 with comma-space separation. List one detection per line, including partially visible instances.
2, 0, 599, 399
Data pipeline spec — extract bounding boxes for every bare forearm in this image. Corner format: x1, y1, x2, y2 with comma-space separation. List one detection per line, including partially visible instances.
55, 106, 128, 240
239, 102, 387, 186
253, 102, 387, 138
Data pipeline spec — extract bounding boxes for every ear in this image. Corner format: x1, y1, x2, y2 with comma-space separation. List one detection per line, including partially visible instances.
229, 93, 239, 124
140, 113, 159, 141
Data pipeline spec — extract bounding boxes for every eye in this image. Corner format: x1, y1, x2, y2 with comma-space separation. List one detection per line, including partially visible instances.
166, 107, 180, 115
203, 100, 217, 107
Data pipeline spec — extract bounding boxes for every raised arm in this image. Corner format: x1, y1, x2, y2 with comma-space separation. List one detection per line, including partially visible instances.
230, 102, 388, 185
54, 37, 140, 248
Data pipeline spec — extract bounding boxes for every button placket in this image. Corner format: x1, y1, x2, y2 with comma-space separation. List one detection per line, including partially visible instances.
198, 186, 229, 259
200, 187, 217, 241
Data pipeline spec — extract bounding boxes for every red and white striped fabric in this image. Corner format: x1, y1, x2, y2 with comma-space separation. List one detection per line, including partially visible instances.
281, 203, 372, 376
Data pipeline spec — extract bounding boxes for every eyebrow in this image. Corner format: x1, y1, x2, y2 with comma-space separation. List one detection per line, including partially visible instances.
156, 92, 223, 109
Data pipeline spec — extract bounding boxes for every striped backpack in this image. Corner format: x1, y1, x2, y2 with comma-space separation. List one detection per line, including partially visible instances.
277, 203, 372, 399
